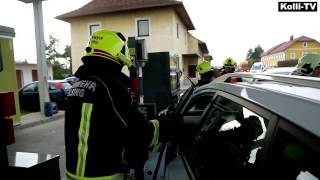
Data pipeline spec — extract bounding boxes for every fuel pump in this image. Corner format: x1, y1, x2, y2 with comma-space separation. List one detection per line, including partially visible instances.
127, 37, 147, 105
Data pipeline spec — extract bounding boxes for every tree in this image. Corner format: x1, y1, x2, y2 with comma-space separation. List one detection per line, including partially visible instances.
246, 48, 253, 59
247, 45, 264, 67
61, 45, 72, 73
46, 34, 60, 64
45, 34, 71, 79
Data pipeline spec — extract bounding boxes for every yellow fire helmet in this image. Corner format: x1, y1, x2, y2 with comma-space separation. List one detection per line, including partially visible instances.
196, 61, 212, 75
223, 57, 237, 68
83, 29, 132, 67
297, 54, 320, 75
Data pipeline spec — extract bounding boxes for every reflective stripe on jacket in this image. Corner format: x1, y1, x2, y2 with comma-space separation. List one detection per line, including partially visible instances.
148, 119, 160, 149
66, 171, 123, 180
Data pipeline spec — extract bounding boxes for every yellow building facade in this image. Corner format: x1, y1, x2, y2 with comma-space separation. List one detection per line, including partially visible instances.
56, 0, 210, 84
65, 8, 189, 73
261, 36, 320, 67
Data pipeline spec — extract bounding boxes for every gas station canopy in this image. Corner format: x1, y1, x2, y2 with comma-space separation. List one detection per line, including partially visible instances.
18, 0, 46, 3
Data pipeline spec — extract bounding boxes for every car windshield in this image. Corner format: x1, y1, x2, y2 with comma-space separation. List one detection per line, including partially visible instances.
251, 64, 262, 70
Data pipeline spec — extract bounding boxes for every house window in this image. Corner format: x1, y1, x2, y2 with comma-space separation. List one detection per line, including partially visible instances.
303, 42, 308, 48
137, 18, 150, 37
16, 70, 23, 89
32, 69, 38, 81
88, 23, 101, 36
177, 23, 179, 39
188, 65, 197, 78
290, 53, 296, 59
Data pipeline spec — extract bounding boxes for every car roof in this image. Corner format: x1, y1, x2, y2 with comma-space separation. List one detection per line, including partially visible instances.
49, 80, 68, 82
65, 76, 77, 80
262, 67, 297, 74
194, 73, 320, 138
32, 80, 68, 83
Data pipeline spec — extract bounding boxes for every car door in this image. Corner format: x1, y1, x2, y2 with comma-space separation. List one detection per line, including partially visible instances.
19, 82, 40, 111
171, 92, 277, 180
265, 118, 320, 179
183, 92, 277, 179
48, 82, 63, 103
144, 91, 216, 180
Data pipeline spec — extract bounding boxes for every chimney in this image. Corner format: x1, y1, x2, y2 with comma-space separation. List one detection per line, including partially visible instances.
290, 35, 294, 41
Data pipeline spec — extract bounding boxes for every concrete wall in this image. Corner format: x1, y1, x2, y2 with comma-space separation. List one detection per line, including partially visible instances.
187, 33, 201, 56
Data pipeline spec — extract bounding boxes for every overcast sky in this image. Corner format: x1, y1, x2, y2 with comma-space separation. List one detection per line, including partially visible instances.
0, 0, 319, 66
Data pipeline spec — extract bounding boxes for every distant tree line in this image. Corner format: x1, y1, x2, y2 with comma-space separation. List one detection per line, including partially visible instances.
246, 45, 264, 67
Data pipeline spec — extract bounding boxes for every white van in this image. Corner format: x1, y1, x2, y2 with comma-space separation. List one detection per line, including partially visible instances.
250, 62, 265, 73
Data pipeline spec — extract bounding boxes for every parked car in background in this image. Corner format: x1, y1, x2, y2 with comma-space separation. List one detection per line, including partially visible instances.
64, 76, 78, 85
19, 80, 72, 112
262, 67, 298, 75
145, 73, 320, 180
250, 62, 266, 73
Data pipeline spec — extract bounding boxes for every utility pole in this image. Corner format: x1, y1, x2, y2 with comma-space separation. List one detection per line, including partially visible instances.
18, 0, 50, 114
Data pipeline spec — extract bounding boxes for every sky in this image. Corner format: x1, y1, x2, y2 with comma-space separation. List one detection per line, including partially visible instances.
0, 0, 319, 66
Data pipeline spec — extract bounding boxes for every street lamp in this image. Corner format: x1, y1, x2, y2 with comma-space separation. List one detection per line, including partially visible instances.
18, 0, 50, 115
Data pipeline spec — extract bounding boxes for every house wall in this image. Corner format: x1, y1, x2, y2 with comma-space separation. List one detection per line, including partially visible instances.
285, 41, 320, 60
171, 12, 189, 69
187, 33, 201, 56
0, 36, 20, 122
262, 40, 320, 67
69, 7, 190, 74
183, 57, 199, 75
179, 33, 203, 84
16, 63, 54, 87
261, 52, 285, 67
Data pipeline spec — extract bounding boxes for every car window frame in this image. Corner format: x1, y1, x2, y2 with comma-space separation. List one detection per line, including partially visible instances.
180, 92, 217, 131
180, 90, 279, 178
265, 117, 320, 178
49, 82, 58, 90
276, 119, 320, 151
180, 89, 217, 115
214, 90, 279, 165
22, 82, 38, 93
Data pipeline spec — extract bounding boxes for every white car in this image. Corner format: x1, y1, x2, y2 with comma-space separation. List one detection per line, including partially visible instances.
145, 73, 320, 180
250, 62, 265, 73
262, 67, 298, 75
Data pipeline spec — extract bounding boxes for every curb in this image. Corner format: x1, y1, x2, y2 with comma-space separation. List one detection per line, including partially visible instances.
15, 112, 65, 130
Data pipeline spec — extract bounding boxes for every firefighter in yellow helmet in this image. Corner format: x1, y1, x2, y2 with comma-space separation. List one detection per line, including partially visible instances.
216, 57, 242, 83
221, 57, 237, 75
65, 30, 159, 180
196, 60, 216, 86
